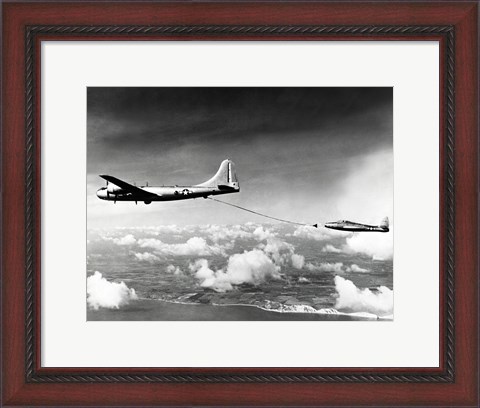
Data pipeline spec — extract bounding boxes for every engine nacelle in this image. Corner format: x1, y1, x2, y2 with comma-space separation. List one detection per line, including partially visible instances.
107, 183, 123, 194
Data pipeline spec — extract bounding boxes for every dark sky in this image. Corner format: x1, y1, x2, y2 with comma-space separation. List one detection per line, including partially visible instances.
87, 87, 393, 228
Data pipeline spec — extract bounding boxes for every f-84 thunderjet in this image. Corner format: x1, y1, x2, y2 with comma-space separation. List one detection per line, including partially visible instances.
325, 217, 389, 233
96, 159, 239, 205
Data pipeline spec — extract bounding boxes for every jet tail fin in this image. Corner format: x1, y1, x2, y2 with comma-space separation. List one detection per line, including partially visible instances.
380, 217, 389, 229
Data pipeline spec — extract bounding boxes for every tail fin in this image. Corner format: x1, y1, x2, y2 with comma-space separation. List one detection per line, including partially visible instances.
380, 217, 389, 229
196, 159, 240, 190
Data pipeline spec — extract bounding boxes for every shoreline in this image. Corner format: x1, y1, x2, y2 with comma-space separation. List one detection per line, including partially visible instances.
87, 298, 391, 321
156, 298, 384, 319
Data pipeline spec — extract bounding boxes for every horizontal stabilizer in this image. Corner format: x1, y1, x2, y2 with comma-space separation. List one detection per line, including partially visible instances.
217, 184, 237, 191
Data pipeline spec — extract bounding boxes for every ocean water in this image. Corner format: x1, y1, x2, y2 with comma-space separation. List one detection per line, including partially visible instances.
87, 223, 393, 321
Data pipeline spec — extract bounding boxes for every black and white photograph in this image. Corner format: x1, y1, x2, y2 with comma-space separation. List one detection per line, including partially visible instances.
87, 87, 393, 321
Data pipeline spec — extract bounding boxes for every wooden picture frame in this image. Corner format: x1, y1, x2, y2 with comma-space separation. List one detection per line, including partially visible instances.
2, 1, 478, 406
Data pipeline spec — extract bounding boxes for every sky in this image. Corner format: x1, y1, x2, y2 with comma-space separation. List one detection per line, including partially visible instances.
87, 87, 393, 228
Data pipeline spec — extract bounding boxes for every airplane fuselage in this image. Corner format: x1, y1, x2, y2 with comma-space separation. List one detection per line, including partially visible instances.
96, 185, 238, 203
324, 221, 389, 232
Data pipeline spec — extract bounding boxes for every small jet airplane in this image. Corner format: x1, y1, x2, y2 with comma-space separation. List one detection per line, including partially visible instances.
324, 217, 389, 233
96, 159, 240, 204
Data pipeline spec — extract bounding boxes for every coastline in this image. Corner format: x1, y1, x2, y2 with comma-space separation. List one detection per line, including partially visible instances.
87, 298, 389, 321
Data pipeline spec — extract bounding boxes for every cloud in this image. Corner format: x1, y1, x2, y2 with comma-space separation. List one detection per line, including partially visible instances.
205, 224, 251, 243
203, 224, 276, 244
87, 271, 138, 310
345, 233, 393, 260
112, 234, 136, 246
134, 252, 160, 262
138, 236, 224, 256
292, 225, 333, 241
261, 238, 296, 266
189, 259, 233, 292
306, 262, 344, 273
291, 253, 305, 269
190, 249, 281, 292
253, 226, 275, 241
346, 264, 369, 273
334, 276, 393, 316
225, 249, 281, 285
187, 232, 309, 292
149, 224, 184, 234
166, 264, 183, 275
321, 244, 342, 253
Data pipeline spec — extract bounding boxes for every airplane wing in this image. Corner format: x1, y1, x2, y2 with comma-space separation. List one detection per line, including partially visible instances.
99, 175, 159, 198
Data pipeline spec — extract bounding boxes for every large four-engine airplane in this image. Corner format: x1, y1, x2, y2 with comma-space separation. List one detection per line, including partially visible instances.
324, 217, 389, 233
96, 159, 239, 204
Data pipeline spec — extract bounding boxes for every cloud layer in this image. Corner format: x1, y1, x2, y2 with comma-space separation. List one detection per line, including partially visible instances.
138, 236, 225, 257
87, 223, 393, 317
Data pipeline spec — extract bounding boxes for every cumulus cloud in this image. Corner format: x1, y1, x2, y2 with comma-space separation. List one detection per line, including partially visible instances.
292, 225, 334, 241
253, 226, 275, 241
345, 233, 393, 260
87, 271, 138, 310
166, 264, 183, 275
187, 231, 310, 292
134, 252, 160, 262
334, 276, 393, 316
321, 244, 342, 253
226, 249, 281, 284
190, 249, 281, 292
205, 224, 251, 243
346, 264, 369, 273
189, 259, 233, 292
148, 224, 184, 234
261, 238, 297, 266
112, 234, 136, 246
306, 262, 344, 273
202, 224, 276, 243
138, 236, 224, 256
291, 253, 305, 269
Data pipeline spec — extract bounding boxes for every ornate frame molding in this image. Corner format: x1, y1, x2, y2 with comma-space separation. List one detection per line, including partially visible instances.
25, 25, 455, 383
